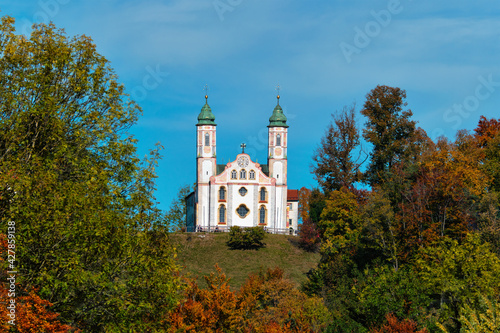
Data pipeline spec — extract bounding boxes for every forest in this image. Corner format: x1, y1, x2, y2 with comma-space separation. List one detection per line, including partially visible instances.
1, 15, 499, 333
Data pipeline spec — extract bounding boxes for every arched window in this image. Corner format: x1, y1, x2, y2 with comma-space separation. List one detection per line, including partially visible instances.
205, 133, 210, 146
259, 206, 267, 224
219, 205, 226, 223
249, 170, 255, 180
260, 187, 267, 202
231, 170, 237, 179
240, 169, 246, 179
219, 186, 226, 200
276, 134, 281, 146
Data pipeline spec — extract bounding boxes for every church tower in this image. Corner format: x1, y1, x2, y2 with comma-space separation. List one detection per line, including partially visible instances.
196, 94, 216, 229
267, 94, 288, 230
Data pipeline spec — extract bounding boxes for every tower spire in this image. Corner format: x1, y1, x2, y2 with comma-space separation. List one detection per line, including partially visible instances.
204, 84, 209, 102
275, 84, 280, 105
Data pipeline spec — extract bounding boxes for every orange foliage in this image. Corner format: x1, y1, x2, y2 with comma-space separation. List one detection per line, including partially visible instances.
370, 313, 428, 333
395, 137, 487, 260
298, 187, 312, 222
166, 266, 328, 333
166, 265, 241, 332
0, 235, 77, 332
474, 116, 500, 148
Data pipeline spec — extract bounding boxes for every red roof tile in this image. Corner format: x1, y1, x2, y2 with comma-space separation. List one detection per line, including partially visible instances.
287, 189, 299, 201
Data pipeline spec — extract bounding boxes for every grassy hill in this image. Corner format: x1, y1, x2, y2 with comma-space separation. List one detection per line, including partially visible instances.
170, 232, 320, 290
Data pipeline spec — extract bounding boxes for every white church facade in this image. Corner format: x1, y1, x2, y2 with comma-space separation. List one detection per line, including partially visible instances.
186, 94, 299, 234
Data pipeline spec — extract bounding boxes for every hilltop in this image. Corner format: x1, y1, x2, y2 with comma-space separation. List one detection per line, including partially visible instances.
170, 232, 320, 290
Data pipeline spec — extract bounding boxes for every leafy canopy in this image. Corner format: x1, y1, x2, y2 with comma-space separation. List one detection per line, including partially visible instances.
0, 16, 182, 331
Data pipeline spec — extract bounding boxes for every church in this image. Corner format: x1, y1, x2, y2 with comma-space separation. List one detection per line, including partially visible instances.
185, 93, 299, 234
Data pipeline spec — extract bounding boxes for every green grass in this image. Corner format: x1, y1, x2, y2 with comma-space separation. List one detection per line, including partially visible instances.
170, 232, 320, 290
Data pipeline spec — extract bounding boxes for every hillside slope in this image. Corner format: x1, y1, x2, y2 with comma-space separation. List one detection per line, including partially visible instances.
170, 232, 320, 290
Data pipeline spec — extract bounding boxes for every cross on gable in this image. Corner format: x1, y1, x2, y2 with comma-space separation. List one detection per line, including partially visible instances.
240, 143, 246, 153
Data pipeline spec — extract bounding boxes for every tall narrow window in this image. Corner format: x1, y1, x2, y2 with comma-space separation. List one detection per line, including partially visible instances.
205, 133, 210, 146
240, 169, 246, 179
260, 188, 267, 202
249, 170, 255, 180
259, 206, 266, 224
219, 187, 226, 200
276, 134, 281, 146
219, 205, 226, 223
231, 170, 237, 179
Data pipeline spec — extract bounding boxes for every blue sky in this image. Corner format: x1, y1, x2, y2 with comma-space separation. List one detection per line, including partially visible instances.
1, 0, 499, 211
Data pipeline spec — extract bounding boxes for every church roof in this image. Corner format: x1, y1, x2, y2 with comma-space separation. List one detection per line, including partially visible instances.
268, 96, 288, 128
287, 189, 299, 201
197, 96, 216, 126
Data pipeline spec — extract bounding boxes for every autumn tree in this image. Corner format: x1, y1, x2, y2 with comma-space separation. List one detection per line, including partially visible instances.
298, 218, 320, 252
360, 85, 417, 186
0, 17, 182, 330
312, 104, 364, 192
474, 115, 500, 148
166, 266, 329, 333
371, 313, 428, 333
298, 187, 312, 222
474, 116, 500, 192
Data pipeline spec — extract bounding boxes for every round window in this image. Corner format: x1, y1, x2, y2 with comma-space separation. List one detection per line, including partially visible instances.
239, 187, 248, 196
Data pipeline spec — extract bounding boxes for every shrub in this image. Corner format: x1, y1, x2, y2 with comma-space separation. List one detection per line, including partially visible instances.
227, 226, 266, 250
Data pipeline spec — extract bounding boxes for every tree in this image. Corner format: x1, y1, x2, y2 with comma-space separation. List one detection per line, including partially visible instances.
360, 85, 417, 186
370, 313, 428, 333
166, 183, 194, 230
166, 266, 329, 333
362, 190, 400, 270
477, 192, 500, 256
474, 116, 500, 192
414, 234, 500, 332
457, 295, 500, 333
0, 234, 76, 332
474, 115, 500, 148
298, 187, 312, 222
0, 17, 182, 330
308, 189, 326, 224
312, 104, 363, 192
298, 218, 320, 252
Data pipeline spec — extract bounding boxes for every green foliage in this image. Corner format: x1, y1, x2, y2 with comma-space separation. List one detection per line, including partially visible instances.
414, 234, 500, 332
459, 295, 500, 333
318, 188, 362, 259
227, 226, 266, 250
352, 265, 431, 328
165, 183, 194, 230
309, 188, 326, 224
362, 190, 400, 270
360, 85, 417, 186
0, 17, 182, 331
477, 192, 500, 257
